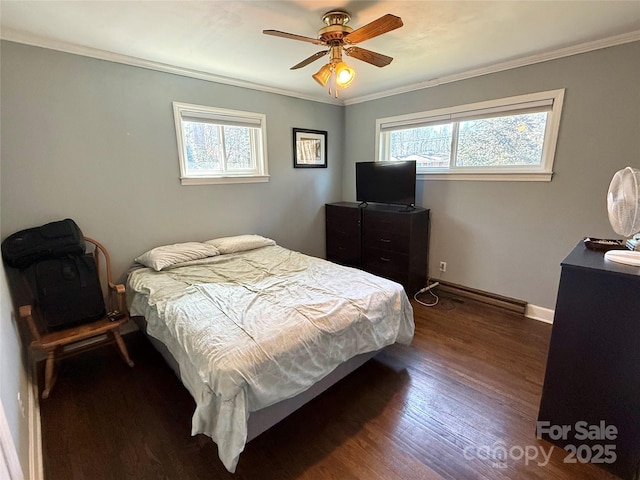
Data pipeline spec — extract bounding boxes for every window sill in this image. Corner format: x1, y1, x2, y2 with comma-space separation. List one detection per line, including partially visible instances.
180, 175, 270, 186
418, 171, 553, 182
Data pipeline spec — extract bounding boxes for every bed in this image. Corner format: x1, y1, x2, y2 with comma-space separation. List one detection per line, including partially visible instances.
126, 235, 415, 472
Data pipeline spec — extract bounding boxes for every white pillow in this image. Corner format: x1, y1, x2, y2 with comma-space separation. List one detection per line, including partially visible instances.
135, 242, 220, 271
204, 234, 276, 254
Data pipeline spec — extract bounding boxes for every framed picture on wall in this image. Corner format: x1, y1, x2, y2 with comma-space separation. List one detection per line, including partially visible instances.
293, 128, 327, 168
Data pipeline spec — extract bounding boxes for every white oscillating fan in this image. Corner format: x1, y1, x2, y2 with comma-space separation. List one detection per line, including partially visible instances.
604, 166, 640, 266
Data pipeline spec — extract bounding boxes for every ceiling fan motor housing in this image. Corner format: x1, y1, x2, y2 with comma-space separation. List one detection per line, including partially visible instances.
322, 11, 350, 26
318, 25, 353, 43
319, 11, 353, 43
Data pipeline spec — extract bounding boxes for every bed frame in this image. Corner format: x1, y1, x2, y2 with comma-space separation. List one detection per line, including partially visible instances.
132, 316, 379, 441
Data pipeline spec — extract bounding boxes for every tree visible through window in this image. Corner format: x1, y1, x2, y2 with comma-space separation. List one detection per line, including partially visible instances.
390, 124, 452, 168
183, 123, 255, 171
457, 112, 547, 167
377, 89, 564, 181
173, 102, 268, 185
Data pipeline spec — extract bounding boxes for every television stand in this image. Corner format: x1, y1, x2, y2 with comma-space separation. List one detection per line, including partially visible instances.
357, 202, 415, 212
325, 202, 429, 295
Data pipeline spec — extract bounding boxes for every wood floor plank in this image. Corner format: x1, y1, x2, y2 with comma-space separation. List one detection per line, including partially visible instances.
39, 294, 622, 479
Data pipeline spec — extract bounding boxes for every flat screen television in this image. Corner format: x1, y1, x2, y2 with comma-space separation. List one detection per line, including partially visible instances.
356, 161, 416, 208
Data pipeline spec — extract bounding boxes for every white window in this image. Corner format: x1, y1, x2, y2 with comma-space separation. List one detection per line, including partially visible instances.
173, 102, 269, 185
376, 89, 565, 181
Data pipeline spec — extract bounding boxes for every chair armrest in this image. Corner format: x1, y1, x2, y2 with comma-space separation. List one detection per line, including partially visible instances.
109, 283, 127, 315
109, 282, 126, 295
19, 304, 41, 343
19, 304, 32, 318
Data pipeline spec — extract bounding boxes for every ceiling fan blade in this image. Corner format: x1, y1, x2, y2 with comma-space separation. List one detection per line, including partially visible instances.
290, 50, 329, 70
344, 14, 403, 44
344, 46, 393, 67
263, 29, 324, 46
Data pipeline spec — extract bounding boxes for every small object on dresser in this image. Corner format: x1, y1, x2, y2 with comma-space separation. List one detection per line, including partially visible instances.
583, 237, 628, 251
107, 310, 126, 321
626, 234, 640, 251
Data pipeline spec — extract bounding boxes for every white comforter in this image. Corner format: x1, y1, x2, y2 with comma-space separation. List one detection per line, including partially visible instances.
127, 245, 414, 472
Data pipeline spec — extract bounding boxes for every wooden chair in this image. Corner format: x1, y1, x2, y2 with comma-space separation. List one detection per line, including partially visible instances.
19, 237, 134, 399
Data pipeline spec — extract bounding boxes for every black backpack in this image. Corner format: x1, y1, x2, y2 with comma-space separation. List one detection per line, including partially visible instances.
1, 219, 85, 269
30, 254, 106, 330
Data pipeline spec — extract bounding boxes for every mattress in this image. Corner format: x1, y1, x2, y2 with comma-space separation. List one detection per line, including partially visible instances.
127, 244, 414, 472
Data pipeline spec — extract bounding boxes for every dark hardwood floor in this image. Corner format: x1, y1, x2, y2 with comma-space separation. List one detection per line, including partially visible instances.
39, 294, 621, 479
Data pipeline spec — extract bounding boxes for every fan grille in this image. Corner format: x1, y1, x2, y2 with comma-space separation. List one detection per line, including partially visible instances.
607, 167, 640, 237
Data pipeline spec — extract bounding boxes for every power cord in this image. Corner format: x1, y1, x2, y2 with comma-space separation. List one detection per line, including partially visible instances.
414, 281, 439, 307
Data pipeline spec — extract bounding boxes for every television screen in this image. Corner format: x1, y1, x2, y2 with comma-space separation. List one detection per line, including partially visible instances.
356, 161, 416, 207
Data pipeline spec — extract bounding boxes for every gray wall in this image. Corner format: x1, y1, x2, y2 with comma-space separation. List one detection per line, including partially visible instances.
1, 41, 344, 282
344, 41, 640, 309
0, 220, 30, 479
0, 40, 344, 474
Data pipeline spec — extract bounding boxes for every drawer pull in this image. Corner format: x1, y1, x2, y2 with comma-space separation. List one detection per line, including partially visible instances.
380, 257, 391, 262
380, 238, 391, 243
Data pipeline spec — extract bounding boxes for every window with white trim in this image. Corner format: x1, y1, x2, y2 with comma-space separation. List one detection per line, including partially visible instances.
376, 89, 565, 181
173, 102, 269, 185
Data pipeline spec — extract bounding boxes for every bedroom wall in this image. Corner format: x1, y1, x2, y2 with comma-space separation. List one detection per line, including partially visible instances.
0, 227, 30, 478
0, 40, 345, 282
0, 41, 343, 478
343, 41, 640, 310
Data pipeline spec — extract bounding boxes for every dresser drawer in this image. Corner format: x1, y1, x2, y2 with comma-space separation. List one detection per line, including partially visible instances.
363, 227, 410, 253
327, 205, 360, 231
327, 220, 359, 237
327, 232, 360, 267
362, 247, 409, 284
326, 204, 361, 267
363, 210, 411, 232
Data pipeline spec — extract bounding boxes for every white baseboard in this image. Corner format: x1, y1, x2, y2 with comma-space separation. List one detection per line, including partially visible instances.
28, 364, 43, 480
0, 397, 24, 480
525, 304, 555, 324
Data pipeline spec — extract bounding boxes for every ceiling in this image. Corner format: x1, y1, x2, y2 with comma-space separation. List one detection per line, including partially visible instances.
1, 1, 639, 104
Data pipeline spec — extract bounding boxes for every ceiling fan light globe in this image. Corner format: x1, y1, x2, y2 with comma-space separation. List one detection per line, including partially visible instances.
335, 61, 355, 87
312, 64, 332, 87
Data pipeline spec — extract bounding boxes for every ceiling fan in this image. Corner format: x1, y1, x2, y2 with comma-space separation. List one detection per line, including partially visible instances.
263, 10, 403, 96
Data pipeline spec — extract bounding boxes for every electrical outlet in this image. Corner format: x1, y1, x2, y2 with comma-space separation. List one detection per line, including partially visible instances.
439, 261, 447, 272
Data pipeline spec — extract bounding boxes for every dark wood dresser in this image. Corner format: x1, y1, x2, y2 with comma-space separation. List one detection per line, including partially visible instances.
325, 202, 362, 269
538, 243, 640, 480
325, 202, 429, 295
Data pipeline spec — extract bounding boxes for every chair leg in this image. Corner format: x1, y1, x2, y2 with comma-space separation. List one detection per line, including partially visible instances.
110, 330, 134, 367
42, 350, 57, 399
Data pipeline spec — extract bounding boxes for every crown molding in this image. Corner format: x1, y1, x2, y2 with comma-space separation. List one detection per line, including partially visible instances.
0, 28, 341, 106
2, 28, 638, 107
343, 30, 640, 105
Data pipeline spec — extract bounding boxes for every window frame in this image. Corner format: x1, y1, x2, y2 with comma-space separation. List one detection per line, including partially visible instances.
375, 89, 565, 182
173, 102, 269, 185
